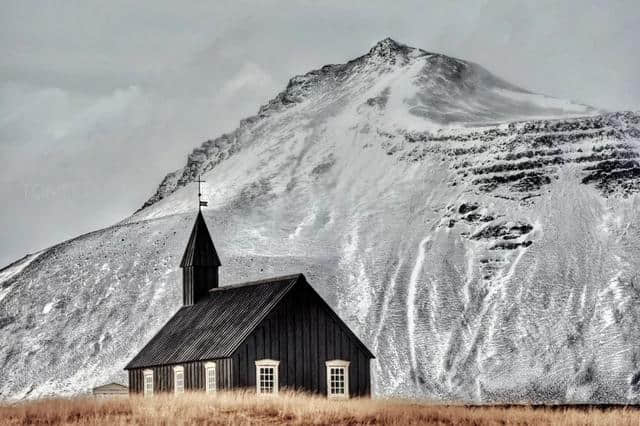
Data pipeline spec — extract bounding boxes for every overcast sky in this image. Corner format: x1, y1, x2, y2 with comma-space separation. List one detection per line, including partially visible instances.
1, 0, 639, 266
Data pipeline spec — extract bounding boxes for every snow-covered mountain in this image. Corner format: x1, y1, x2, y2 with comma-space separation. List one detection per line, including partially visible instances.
2, 38, 640, 403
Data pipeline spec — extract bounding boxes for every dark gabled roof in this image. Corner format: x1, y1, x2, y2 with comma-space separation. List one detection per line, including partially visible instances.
125, 274, 300, 369
180, 211, 221, 267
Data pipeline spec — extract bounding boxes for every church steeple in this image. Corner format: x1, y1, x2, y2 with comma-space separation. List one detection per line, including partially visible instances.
180, 210, 221, 305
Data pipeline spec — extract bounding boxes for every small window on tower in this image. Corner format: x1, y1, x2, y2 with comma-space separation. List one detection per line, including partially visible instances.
325, 360, 350, 399
255, 359, 280, 395
173, 365, 184, 394
143, 369, 154, 396
205, 361, 217, 393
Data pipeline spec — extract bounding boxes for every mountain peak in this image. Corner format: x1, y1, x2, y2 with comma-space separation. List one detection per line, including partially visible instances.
372, 37, 403, 50
139, 38, 595, 211
369, 37, 413, 57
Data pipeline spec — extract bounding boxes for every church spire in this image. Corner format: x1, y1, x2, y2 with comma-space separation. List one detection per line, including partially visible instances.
180, 211, 222, 268
180, 177, 221, 305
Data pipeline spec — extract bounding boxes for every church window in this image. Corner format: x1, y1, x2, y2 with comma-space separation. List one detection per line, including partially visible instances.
173, 365, 184, 394
205, 361, 217, 393
326, 360, 350, 399
143, 369, 154, 396
255, 359, 280, 395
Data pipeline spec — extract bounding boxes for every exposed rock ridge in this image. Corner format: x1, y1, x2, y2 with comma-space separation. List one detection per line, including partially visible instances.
139, 38, 559, 210
378, 112, 640, 197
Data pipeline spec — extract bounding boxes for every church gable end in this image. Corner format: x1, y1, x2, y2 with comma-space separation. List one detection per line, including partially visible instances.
230, 277, 373, 396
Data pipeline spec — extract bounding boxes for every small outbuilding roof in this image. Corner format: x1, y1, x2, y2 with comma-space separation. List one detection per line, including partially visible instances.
93, 382, 128, 390
125, 274, 301, 369
92, 382, 128, 395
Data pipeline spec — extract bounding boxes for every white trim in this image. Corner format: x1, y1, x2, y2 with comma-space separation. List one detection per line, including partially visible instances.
255, 359, 280, 395
325, 360, 350, 399
173, 365, 184, 394
143, 369, 154, 397
205, 361, 217, 394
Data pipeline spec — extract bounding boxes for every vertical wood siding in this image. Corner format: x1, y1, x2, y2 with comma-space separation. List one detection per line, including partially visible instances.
230, 283, 372, 397
183, 267, 219, 305
128, 358, 232, 394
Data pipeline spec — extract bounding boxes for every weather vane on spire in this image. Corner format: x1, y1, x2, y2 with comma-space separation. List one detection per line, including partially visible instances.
196, 174, 207, 210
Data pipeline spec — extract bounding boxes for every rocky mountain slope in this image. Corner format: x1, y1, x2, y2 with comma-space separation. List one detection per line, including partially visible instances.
2, 38, 640, 403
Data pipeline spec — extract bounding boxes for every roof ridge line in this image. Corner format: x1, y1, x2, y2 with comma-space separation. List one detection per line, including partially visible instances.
209, 273, 303, 292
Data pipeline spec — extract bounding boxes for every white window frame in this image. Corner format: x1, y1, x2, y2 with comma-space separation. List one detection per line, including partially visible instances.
143, 369, 154, 397
173, 365, 184, 394
255, 359, 280, 395
325, 360, 350, 399
205, 361, 217, 394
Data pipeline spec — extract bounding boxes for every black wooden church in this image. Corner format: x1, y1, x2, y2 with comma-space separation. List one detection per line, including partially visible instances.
125, 210, 374, 398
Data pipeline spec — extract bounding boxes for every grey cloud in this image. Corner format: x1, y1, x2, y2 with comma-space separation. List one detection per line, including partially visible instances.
1, 0, 638, 265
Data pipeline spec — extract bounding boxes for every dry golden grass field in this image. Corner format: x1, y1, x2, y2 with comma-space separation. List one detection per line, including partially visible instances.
1, 390, 638, 426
